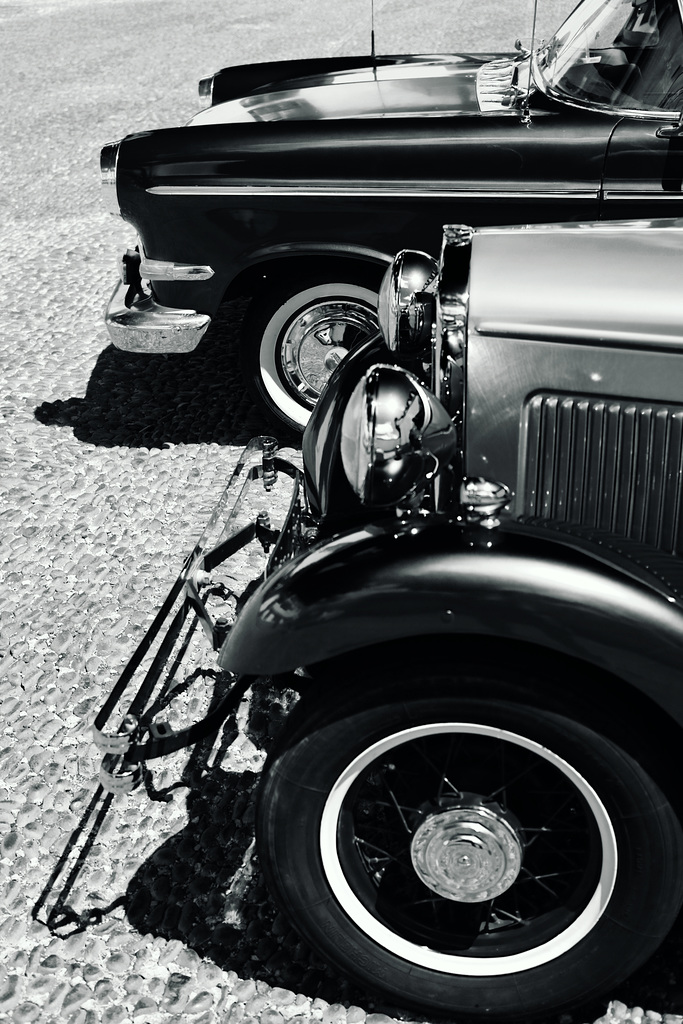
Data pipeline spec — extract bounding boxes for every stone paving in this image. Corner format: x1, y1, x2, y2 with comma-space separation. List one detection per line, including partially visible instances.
2, 1, 683, 1022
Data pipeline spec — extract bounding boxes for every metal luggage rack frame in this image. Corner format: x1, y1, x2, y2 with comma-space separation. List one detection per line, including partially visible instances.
91, 436, 305, 795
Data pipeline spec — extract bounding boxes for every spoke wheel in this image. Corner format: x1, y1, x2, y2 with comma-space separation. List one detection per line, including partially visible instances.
327, 722, 611, 972
256, 673, 683, 1019
241, 269, 381, 432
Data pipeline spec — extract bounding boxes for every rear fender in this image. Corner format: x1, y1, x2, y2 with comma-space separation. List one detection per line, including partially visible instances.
218, 519, 683, 726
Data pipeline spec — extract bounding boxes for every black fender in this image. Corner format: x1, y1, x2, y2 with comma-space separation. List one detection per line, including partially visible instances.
218, 517, 683, 726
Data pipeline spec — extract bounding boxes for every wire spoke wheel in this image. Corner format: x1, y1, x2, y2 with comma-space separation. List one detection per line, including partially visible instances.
256, 679, 683, 1019
326, 723, 612, 972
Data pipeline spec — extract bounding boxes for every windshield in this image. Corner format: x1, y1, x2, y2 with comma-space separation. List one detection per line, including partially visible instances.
534, 0, 683, 112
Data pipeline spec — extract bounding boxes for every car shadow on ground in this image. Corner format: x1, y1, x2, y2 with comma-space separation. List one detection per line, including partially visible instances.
34, 301, 300, 449
122, 677, 386, 1013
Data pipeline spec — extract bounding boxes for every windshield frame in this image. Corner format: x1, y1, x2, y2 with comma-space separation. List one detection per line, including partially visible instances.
530, 0, 683, 120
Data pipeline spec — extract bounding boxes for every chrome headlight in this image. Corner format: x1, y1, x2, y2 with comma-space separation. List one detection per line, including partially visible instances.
100, 140, 121, 216
377, 249, 438, 354
340, 363, 457, 508
198, 75, 215, 106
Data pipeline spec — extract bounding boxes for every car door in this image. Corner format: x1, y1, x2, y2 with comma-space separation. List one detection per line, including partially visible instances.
602, 116, 683, 219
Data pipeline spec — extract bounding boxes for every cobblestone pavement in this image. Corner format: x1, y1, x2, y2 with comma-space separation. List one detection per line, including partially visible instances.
1, 2, 683, 1023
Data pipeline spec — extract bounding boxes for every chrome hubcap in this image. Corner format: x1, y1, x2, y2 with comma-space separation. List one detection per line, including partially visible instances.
280, 300, 378, 407
411, 802, 523, 903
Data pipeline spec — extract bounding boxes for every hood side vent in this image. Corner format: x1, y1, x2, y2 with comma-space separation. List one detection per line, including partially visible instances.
522, 393, 683, 555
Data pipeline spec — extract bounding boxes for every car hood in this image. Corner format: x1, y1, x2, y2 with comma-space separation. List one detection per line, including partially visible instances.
188, 54, 504, 125
468, 219, 683, 351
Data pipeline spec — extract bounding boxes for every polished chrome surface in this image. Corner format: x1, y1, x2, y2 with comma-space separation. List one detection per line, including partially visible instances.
469, 222, 683, 350
280, 300, 378, 409
147, 184, 599, 199
378, 249, 438, 353
434, 224, 473, 412
100, 140, 121, 216
523, 393, 683, 554
340, 364, 457, 507
476, 58, 518, 112
460, 477, 512, 529
603, 191, 683, 202
104, 278, 210, 353
198, 74, 214, 107
139, 256, 214, 281
411, 803, 523, 903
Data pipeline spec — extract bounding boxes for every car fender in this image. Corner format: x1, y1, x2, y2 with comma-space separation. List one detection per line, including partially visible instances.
218, 519, 683, 724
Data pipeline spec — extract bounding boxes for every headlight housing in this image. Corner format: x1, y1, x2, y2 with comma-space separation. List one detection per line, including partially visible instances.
100, 140, 121, 216
340, 363, 457, 508
377, 249, 438, 354
198, 75, 215, 107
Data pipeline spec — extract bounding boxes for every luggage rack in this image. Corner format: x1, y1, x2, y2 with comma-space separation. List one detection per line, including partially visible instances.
91, 436, 304, 795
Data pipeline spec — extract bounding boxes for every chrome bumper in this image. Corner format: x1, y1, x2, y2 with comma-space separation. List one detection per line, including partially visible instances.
104, 276, 211, 353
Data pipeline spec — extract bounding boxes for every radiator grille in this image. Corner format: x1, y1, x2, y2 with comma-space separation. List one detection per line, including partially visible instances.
523, 393, 683, 555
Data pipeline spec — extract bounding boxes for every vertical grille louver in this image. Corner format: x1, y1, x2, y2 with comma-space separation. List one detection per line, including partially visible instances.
523, 394, 683, 555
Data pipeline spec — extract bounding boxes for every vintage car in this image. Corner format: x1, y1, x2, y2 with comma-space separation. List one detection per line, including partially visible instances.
102, 0, 683, 431
94, 216, 683, 1020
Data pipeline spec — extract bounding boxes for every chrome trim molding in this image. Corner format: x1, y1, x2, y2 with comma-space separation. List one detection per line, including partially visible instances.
147, 184, 599, 200
104, 278, 211, 354
474, 320, 683, 349
603, 191, 683, 201
247, 241, 393, 264
139, 256, 215, 281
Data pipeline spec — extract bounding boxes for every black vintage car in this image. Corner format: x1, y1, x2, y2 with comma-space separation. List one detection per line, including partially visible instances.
94, 217, 683, 1020
103, 0, 683, 430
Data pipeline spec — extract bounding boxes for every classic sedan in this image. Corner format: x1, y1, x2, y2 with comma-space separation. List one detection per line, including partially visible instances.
102, 0, 683, 430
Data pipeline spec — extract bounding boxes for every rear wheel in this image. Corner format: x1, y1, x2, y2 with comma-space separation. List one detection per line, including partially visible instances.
240, 267, 381, 432
256, 672, 683, 1020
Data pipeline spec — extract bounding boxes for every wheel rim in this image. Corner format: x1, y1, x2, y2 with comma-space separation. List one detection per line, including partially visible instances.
278, 299, 379, 408
320, 722, 618, 977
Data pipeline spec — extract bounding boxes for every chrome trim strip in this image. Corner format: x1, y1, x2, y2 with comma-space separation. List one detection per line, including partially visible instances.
147, 184, 599, 200
603, 191, 683, 201
247, 241, 393, 264
475, 320, 683, 350
104, 278, 211, 354
139, 256, 215, 281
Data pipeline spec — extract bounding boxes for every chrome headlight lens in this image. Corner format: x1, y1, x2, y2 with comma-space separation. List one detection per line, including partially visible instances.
100, 140, 121, 216
340, 363, 457, 508
198, 75, 215, 106
377, 249, 438, 353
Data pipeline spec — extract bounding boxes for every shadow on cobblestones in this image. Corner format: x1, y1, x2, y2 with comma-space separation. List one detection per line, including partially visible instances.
121, 678, 379, 1008
33, 300, 300, 449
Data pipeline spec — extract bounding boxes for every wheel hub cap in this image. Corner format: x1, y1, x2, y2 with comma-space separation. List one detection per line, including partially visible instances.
281, 301, 378, 405
410, 803, 523, 903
